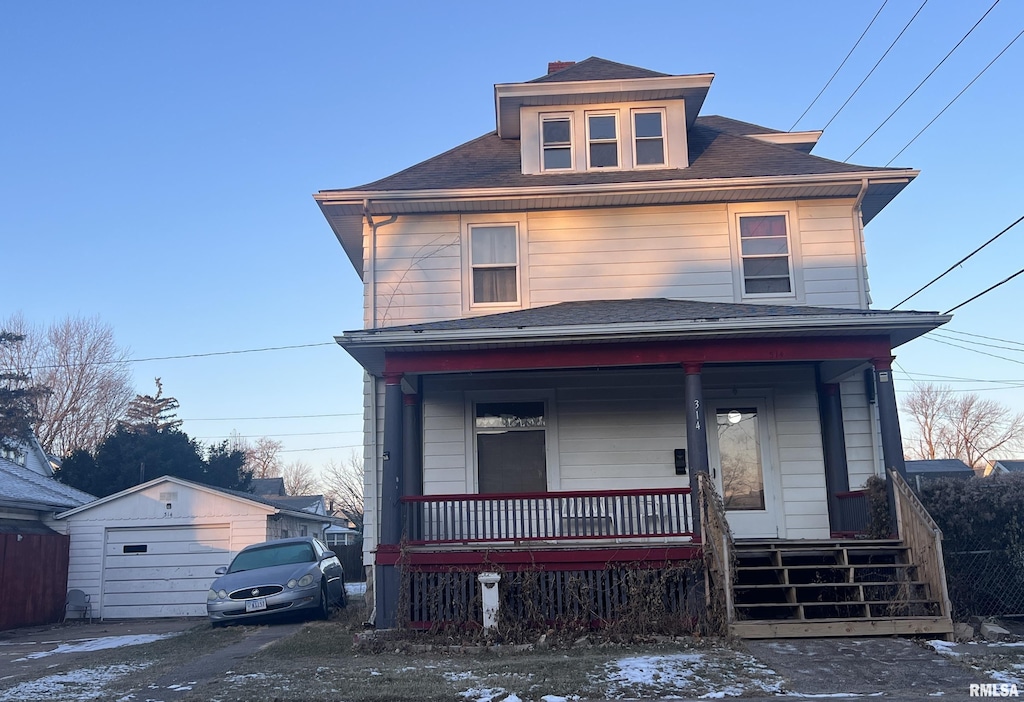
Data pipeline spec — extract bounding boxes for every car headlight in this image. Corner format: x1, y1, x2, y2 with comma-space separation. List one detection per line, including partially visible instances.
288, 574, 316, 589
208, 589, 218, 601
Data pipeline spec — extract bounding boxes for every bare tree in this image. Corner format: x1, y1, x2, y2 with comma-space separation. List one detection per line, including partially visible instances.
903, 383, 1024, 469
281, 459, 320, 496
0, 313, 134, 457
238, 436, 284, 479
321, 451, 364, 531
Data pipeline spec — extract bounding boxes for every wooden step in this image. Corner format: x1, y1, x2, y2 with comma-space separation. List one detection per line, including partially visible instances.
730, 616, 954, 639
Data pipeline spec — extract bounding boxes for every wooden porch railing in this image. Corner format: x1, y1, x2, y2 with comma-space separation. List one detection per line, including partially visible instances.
401, 487, 692, 546
890, 469, 953, 622
697, 473, 734, 626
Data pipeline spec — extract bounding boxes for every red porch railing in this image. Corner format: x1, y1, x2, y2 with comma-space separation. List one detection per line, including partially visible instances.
401, 487, 692, 546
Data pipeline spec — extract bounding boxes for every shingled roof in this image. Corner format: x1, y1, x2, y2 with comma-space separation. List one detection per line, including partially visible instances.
342, 115, 899, 193
529, 56, 671, 83
363, 298, 942, 334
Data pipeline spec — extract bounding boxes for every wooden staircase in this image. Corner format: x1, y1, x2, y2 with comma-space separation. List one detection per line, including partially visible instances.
728, 539, 954, 638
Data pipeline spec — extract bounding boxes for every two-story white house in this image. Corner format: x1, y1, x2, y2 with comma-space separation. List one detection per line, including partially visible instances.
316, 58, 953, 638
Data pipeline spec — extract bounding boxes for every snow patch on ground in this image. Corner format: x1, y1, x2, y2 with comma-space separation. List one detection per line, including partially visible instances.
602, 651, 785, 699
0, 663, 148, 701
345, 581, 367, 596
12, 633, 179, 661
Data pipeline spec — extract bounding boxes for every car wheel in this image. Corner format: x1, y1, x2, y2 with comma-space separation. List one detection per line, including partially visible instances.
316, 582, 330, 620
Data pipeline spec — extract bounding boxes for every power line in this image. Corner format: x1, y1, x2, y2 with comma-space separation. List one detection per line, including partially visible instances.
25, 341, 336, 371
890, 214, 1024, 309
931, 331, 1024, 354
821, 0, 929, 132
941, 328, 1024, 349
789, 0, 888, 131
197, 430, 362, 440
279, 444, 361, 454
944, 267, 1024, 314
925, 336, 1024, 366
844, 0, 999, 162
182, 412, 362, 422
886, 25, 1024, 165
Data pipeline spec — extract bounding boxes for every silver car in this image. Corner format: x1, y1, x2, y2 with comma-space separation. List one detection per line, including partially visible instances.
207, 537, 346, 626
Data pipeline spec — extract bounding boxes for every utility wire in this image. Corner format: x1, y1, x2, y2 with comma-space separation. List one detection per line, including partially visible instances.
182, 412, 362, 422
941, 328, 1024, 349
944, 267, 1024, 314
926, 336, 1024, 366
890, 214, 1024, 309
844, 0, 999, 162
821, 0, 929, 132
790, 0, 888, 131
931, 331, 1024, 354
886, 26, 1024, 165
24, 341, 336, 371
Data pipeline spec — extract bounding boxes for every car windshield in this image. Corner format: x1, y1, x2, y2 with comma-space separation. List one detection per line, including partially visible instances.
228, 542, 316, 573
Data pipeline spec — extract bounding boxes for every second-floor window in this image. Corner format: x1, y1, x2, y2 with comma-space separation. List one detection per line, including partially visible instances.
587, 113, 619, 168
471, 224, 519, 304
739, 214, 792, 295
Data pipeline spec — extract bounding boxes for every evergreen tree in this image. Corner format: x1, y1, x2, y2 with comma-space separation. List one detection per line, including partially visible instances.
122, 378, 183, 433
0, 332, 50, 451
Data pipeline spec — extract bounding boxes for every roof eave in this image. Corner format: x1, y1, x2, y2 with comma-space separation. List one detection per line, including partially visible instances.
337, 311, 949, 376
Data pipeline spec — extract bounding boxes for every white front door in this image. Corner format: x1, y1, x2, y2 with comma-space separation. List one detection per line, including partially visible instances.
707, 398, 782, 539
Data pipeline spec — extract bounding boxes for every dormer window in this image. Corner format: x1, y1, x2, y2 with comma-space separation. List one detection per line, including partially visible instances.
633, 109, 666, 166
586, 113, 619, 168
541, 114, 572, 171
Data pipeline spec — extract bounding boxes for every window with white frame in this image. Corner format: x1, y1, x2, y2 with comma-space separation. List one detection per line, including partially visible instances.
470, 224, 519, 305
475, 401, 547, 493
738, 214, 793, 295
587, 112, 619, 168
632, 109, 666, 166
541, 114, 572, 171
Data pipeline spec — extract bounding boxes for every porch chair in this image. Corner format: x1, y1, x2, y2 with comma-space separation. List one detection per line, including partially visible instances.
63, 589, 92, 624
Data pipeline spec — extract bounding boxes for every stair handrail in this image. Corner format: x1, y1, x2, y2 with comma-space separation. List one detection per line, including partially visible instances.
889, 469, 953, 622
697, 472, 735, 627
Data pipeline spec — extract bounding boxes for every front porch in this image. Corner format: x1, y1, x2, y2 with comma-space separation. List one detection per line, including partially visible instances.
381, 473, 953, 637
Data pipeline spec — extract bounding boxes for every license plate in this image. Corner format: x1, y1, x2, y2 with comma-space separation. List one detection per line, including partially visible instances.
245, 597, 267, 613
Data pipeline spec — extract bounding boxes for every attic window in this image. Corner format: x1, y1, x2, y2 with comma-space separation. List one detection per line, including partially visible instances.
633, 110, 666, 166
586, 113, 619, 168
541, 114, 572, 170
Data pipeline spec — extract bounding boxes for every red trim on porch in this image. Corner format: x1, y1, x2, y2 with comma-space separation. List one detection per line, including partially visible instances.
384, 336, 893, 374
376, 545, 702, 570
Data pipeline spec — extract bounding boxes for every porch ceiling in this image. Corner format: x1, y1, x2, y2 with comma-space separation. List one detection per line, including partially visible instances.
336, 299, 949, 376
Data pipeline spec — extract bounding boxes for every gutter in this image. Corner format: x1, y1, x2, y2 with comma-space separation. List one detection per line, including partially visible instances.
315, 170, 920, 206
339, 311, 952, 349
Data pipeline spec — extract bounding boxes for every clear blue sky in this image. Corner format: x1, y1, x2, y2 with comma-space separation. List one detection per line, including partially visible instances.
3, 1, 1023, 472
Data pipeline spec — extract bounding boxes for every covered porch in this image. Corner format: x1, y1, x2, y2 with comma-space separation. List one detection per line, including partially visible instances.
338, 299, 950, 633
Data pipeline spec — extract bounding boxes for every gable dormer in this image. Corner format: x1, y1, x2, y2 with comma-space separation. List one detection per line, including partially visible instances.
494, 58, 713, 175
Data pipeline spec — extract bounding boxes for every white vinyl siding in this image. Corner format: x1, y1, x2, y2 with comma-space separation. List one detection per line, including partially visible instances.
364, 201, 867, 326
798, 200, 865, 308
840, 375, 883, 489
413, 366, 831, 540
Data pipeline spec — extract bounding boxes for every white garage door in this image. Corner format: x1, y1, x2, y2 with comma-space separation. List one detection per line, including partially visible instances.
102, 525, 232, 618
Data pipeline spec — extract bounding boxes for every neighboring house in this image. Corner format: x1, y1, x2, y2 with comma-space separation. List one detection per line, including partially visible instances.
315, 58, 952, 637
249, 476, 287, 496
0, 434, 94, 630
905, 459, 975, 489
324, 523, 360, 548
53, 475, 333, 619
988, 460, 1024, 476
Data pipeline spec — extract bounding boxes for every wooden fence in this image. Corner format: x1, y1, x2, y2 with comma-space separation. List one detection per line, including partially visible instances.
0, 532, 70, 631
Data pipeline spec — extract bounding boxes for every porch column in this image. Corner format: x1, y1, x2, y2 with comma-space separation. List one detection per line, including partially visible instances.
402, 392, 422, 497
873, 357, 908, 480
684, 362, 710, 541
818, 382, 851, 533
376, 372, 405, 629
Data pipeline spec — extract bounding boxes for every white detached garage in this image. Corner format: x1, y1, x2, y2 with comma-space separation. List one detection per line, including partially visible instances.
54, 476, 331, 619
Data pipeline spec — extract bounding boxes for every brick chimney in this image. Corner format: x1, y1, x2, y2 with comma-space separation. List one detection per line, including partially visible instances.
547, 61, 575, 75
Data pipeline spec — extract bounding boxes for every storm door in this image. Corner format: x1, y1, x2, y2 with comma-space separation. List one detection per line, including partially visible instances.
707, 398, 781, 538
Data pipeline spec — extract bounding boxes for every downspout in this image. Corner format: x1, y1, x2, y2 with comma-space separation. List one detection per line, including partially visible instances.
363, 200, 398, 330
851, 178, 870, 308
